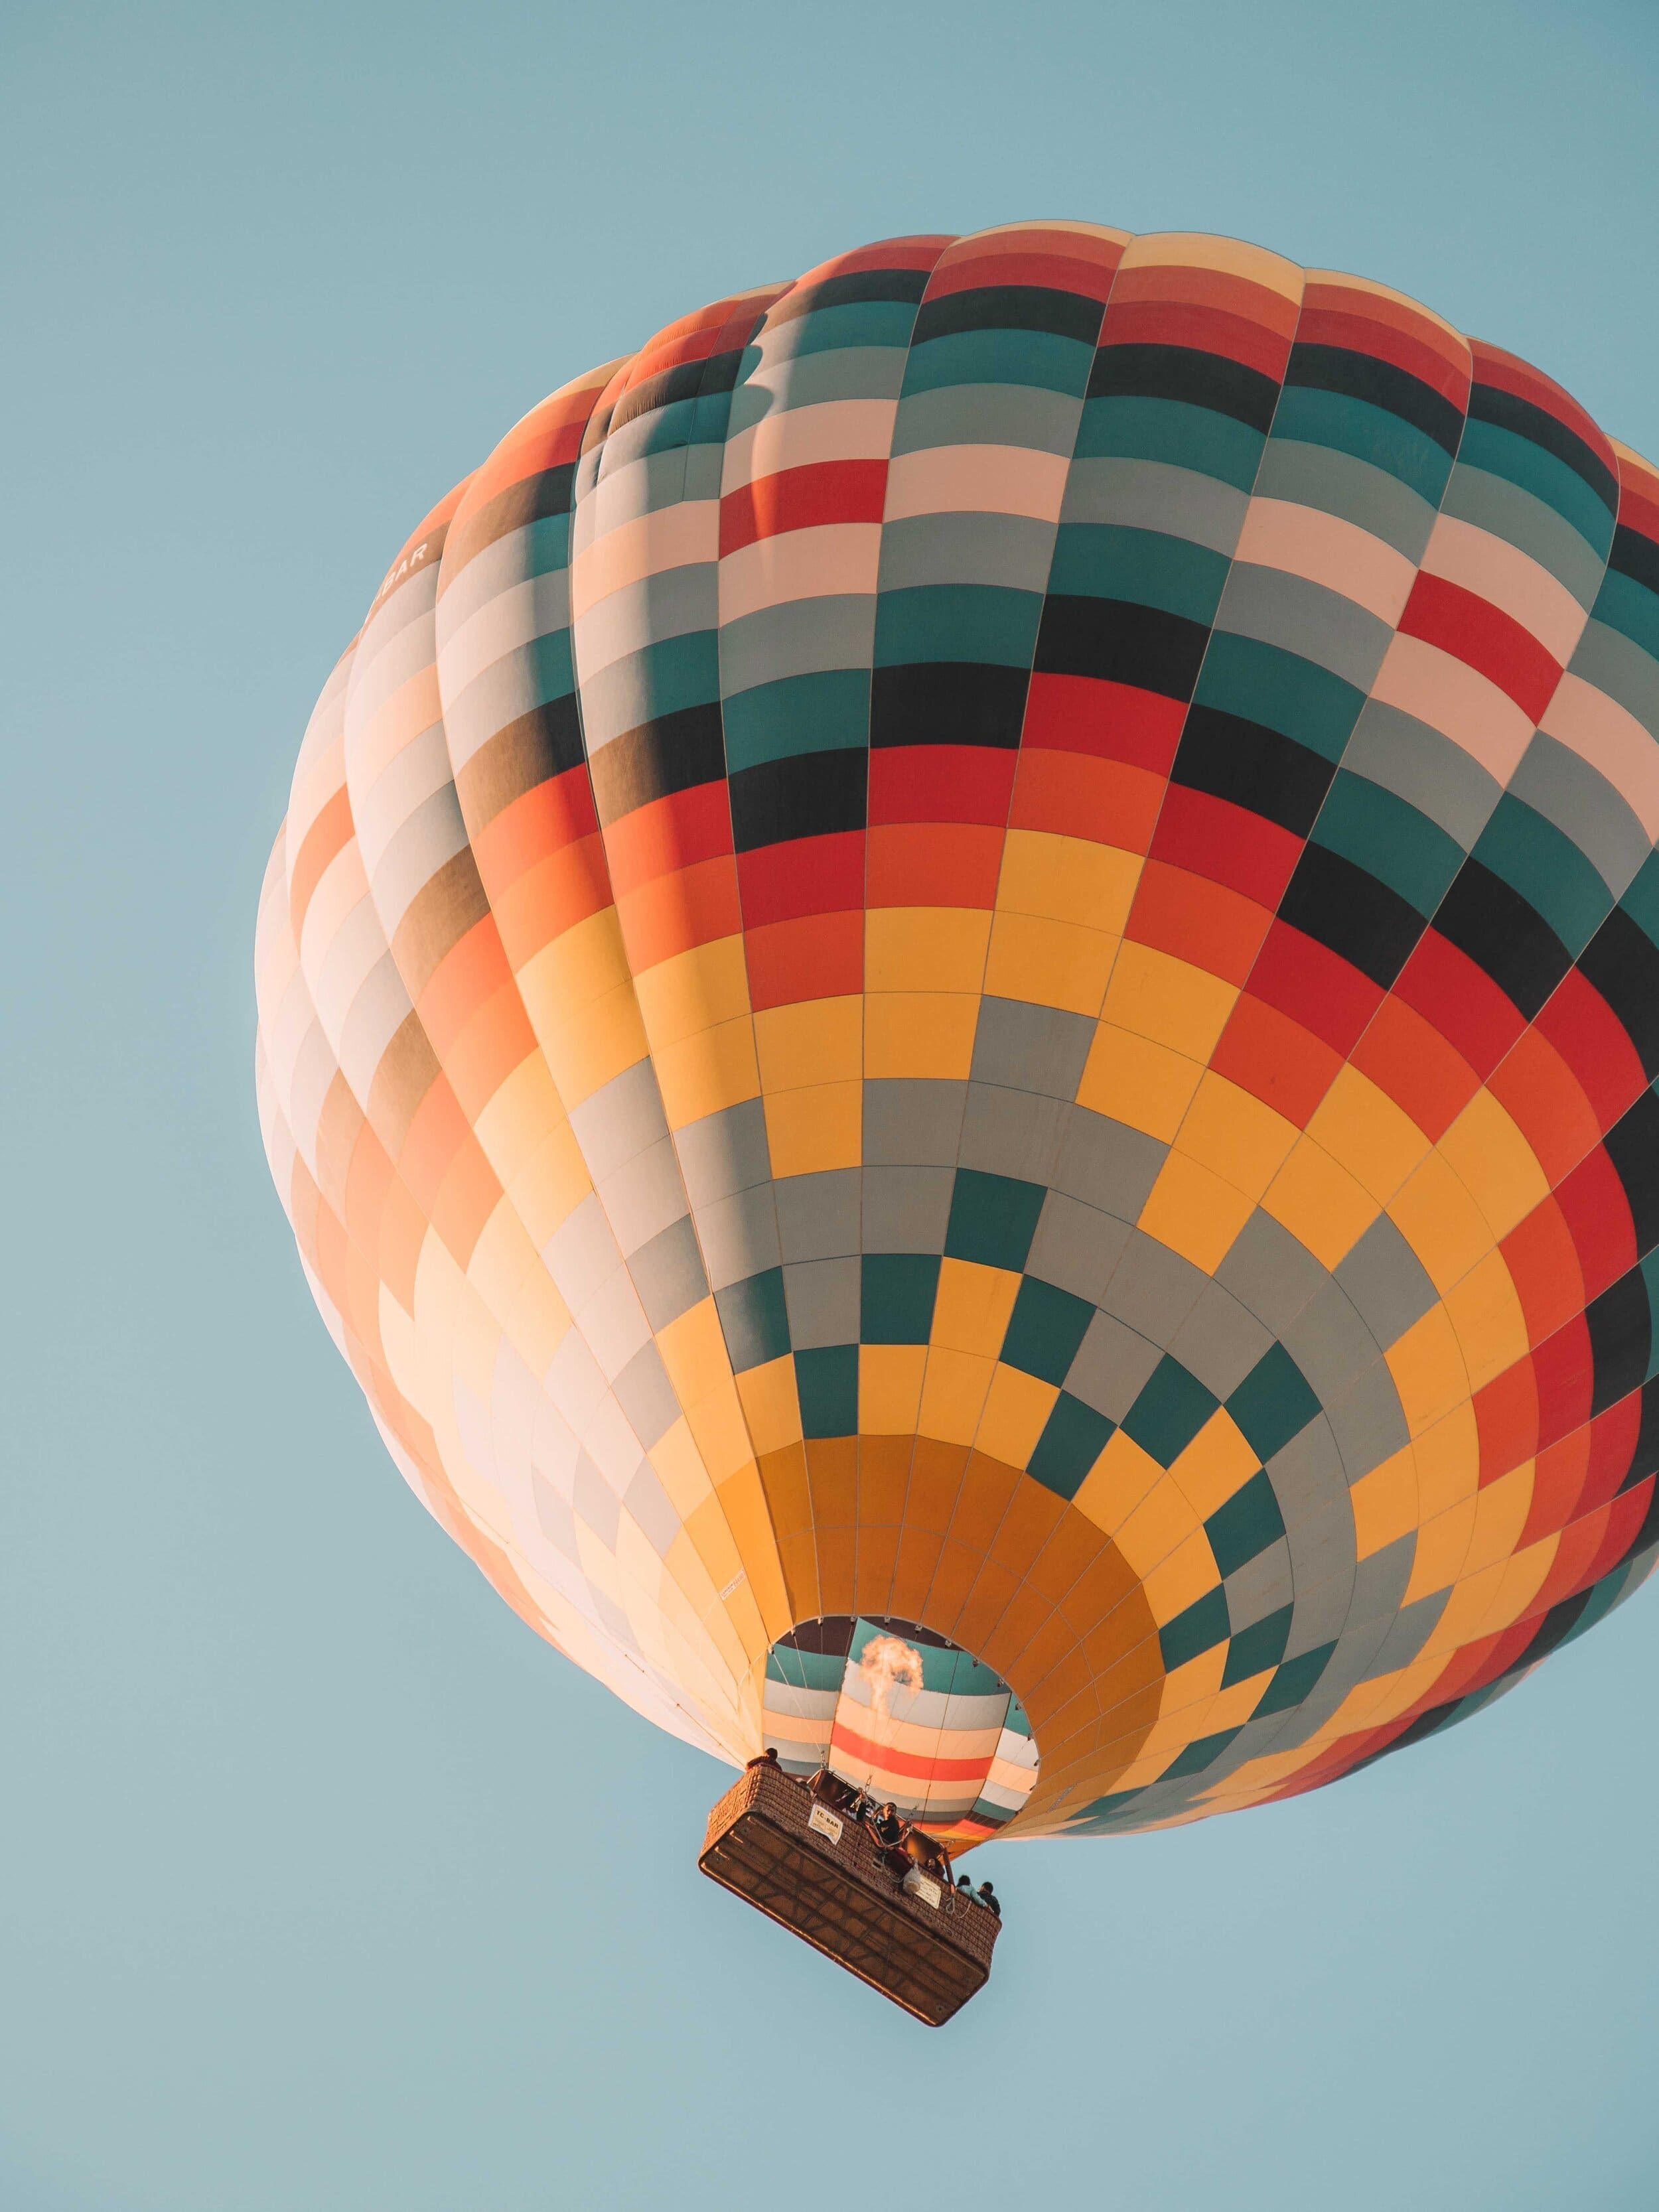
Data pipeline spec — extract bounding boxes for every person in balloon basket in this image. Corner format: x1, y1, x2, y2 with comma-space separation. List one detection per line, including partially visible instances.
868, 1801, 912, 1876
903, 1826, 954, 1890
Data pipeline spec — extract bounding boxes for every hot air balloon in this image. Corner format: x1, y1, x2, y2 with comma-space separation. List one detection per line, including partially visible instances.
255, 223, 1659, 2022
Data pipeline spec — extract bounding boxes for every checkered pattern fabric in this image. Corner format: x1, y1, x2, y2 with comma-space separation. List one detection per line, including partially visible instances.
255, 224, 1659, 1843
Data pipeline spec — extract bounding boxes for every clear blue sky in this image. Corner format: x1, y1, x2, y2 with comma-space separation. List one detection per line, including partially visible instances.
5, 3, 1659, 2205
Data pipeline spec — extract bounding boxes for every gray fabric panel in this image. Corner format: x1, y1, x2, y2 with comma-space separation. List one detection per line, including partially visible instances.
729, 344, 910, 428
1224, 1538, 1293, 1631
622, 1462, 683, 1558
577, 577, 718, 728
970, 996, 1095, 1097
1265, 1418, 1353, 1602
544, 1192, 625, 1313
373, 784, 468, 928
1058, 456, 1248, 553
682, 441, 725, 501
774, 1168, 861, 1261
573, 1450, 622, 1545
861, 1164, 955, 1253
1167, 1279, 1276, 1400
567, 1059, 670, 1183
1508, 730, 1650, 899
675, 1099, 772, 1206
718, 592, 878, 691
581, 443, 699, 531
628, 1215, 710, 1332
1347, 1532, 1417, 1625
1569, 619, 1659, 735
1341, 699, 1499, 850
599, 1136, 690, 1257
958, 1083, 1070, 1184
1026, 1192, 1133, 1305
863, 1078, 967, 1166
1214, 564, 1394, 690
877, 510, 1054, 593
1216, 1210, 1330, 1336
1323, 1359, 1410, 1481
782, 1257, 861, 1349
889, 380, 1082, 458
1276, 1282, 1385, 1407
1335, 1216, 1439, 1350
531, 1472, 582, 1560
1050, 1108, 1167, 1221
591, 420, 719, 502
439, 648, 558, 762
760, 1679, 840, 1722
1360, 1587, 1450, 1679
693, 1183, 782, 1288
611, 1340, 680, 1450
1280, 1497, 1358, 1632
1281, 1562, 1353, 1659
1065, 1310, 1165, 1421
1252, 438, 1437, 561
590, 1586, 638, 1653
1441, 463, 1606, 605
1100, 1230, 1210, 1344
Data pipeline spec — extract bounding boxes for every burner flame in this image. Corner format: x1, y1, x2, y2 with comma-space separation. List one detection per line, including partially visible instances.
859, 1633, 924, 1720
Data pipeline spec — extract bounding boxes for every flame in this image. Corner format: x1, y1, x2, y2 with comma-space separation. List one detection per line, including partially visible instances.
858, 1633, 924, 1720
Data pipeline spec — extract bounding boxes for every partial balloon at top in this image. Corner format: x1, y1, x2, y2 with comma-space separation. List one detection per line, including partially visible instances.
255, 224, 1659, 1846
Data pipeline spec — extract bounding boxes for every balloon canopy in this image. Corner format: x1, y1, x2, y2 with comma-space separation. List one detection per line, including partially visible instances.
255, 224, 1659, 1845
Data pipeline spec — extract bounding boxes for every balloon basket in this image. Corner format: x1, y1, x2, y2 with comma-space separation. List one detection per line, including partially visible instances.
698, 1761, 1000, 2026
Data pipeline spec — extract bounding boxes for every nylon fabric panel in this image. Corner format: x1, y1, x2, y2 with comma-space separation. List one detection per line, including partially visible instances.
255, 224, 1659, 1844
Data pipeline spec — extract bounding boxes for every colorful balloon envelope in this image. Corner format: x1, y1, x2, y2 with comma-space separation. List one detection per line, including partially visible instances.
255, 223, 1659, 1848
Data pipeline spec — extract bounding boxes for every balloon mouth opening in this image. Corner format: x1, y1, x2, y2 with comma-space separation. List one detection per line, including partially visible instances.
761, 1614, 1039, 1843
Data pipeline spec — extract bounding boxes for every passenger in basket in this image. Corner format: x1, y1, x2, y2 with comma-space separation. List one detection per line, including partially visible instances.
904, 1830, 952, 1886
871, 1801, 904, 1848
977, 1880, 1001, 1918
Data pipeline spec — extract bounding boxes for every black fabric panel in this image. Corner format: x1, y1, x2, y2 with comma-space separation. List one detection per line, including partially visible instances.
609, 346, 746, 433
1630, 1456, 1659, 1546
1620, 1375, 1659, 1495
1608, 521, 1659, 596
910, 283, 1104, 348
1033, 594, 1210, 700
1347, 1701, 1465, 1779
1431, 859, 1572, 1020
1603, 1087, 1659, 1257
763, 266, 934, 329
1467, 383, 1620, 517
1285, 343, 1464, 455
1280, 842, 1425, 989
494, 692, 587, 783
774, 1615, 857, 1655
869, 661, 1029, 749
728, 747, 867, 851
1173, 707, 1335, 839
1502, 1591, 1594, 1679
1086, 342, 1280, 433
1578, 907, 1659, 1083
1587, 1268, 1652, 1417
446, 463, 577, 571
587, 702, 727, 825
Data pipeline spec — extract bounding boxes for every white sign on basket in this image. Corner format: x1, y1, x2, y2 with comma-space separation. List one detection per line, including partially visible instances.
807, 1803, 844, 1844
902, 1869, 942, 1909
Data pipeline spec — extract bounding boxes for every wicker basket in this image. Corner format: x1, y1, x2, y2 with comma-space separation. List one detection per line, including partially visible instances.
698, 1762, 1000, 2026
